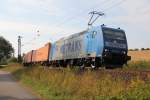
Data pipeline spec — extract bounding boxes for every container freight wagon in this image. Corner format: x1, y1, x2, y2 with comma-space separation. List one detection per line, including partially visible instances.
23, 50, 33, 66
50, 25, 131, 68
34, 43, 51, 65
31, 50, 37, 64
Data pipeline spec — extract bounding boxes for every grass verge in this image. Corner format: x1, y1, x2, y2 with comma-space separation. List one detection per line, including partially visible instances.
0, 63, 150, 100
124, 61, 150, 70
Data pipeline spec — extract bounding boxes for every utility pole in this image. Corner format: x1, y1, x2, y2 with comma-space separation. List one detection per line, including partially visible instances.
88, 11, 104, 27
18, 36, 22, 62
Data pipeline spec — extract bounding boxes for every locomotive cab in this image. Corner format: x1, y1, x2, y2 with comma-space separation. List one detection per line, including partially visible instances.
101, 26, 131, 67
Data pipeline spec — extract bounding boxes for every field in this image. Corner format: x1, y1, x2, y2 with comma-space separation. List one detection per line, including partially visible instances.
128, 50, 150, 61
1, 62, 150, 100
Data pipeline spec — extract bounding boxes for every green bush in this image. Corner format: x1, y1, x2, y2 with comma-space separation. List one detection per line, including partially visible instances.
8, 57, 18, 63
0, 57, 7, 65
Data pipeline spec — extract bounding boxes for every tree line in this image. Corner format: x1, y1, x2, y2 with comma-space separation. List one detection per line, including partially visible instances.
129, 48, 150, 51
0, 36, 14, 64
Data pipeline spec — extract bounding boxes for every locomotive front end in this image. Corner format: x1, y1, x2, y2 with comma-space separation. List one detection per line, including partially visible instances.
102, 27, 131, 67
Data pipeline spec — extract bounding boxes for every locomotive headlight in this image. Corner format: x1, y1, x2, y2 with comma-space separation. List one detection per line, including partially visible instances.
105, 49, 108, 52
123, 51, 126, 54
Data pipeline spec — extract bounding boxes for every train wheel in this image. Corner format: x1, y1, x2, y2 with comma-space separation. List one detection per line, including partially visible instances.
91, 61, 99, 70
80, 64, 85, 70
91, 64, 96, 69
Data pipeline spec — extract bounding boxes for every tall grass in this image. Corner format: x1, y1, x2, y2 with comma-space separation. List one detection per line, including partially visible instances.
1, 63, 150, 100
1, 62, 21, 72
124, 61, 150, 70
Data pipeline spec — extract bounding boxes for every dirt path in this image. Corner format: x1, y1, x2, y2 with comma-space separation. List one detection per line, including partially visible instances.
0, 70, 39, 100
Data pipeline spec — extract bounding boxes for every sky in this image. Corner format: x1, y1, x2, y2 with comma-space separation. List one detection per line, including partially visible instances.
0, 0, 150, 56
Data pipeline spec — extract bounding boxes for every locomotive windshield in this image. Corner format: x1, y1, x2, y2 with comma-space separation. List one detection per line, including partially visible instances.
102, 27, 127, 49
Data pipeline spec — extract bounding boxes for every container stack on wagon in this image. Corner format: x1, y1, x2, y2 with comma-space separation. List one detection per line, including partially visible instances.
23, 43, 51, 66
31, 50, 37, 64
23, 50, 33, 66
34, 43, 51, 65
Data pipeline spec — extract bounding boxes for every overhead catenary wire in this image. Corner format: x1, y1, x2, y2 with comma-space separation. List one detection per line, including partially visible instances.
49, 0, 123, 35
43, 0, 128, 42
53, 0, 128, 35
21, 0, 115, 47
22, 0, 128, 48
104, 0, 127, 12
58, 0, 126, 27
52, 0, 116, 29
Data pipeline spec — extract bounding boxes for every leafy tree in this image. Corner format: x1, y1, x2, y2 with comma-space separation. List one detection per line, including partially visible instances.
134, 48, 139, 51
146, 48, 150, 50
141, 48, 145, 51
0, 36, 14, 63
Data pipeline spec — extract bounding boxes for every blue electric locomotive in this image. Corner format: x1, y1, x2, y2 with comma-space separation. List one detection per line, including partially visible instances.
50, 25, 131, 68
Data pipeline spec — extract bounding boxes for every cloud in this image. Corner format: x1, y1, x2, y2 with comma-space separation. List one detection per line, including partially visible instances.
0, 19, 84, 55
0, 21, 36, 33
1, 0, 150, 55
